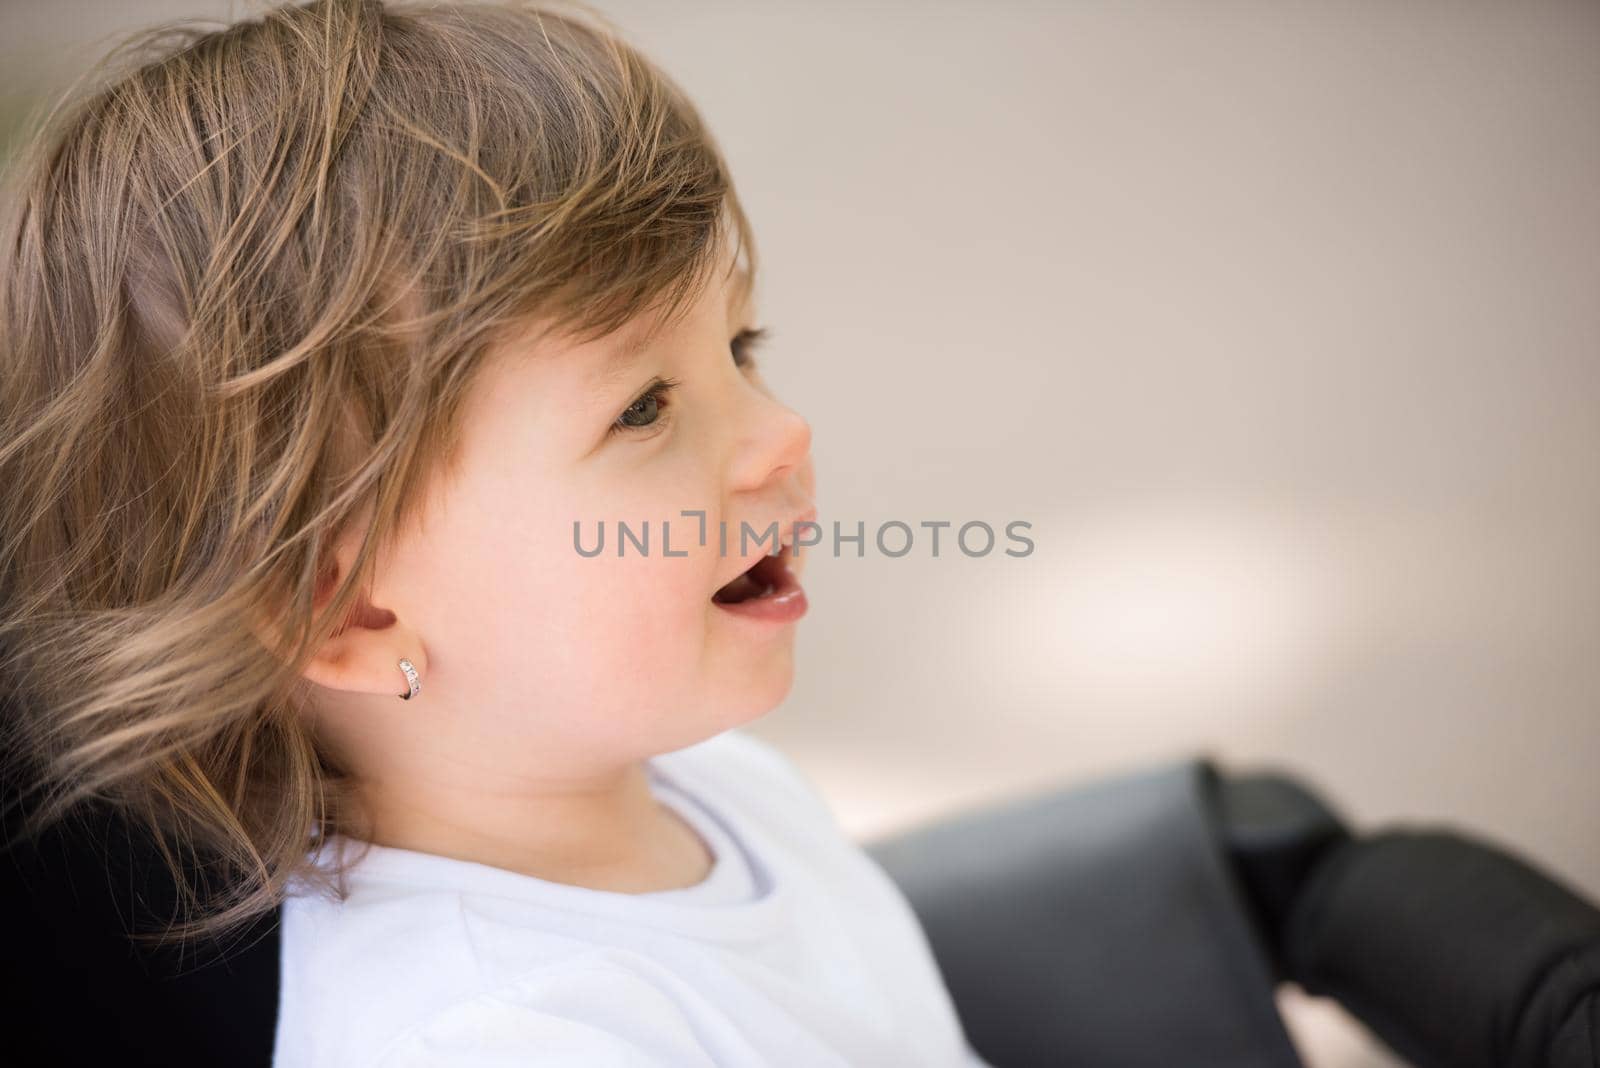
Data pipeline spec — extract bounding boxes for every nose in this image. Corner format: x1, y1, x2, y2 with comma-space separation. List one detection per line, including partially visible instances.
728, 381, 812, 493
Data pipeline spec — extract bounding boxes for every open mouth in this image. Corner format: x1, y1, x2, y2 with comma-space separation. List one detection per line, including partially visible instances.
710, 552, 807, 622
713, 553, 789, 604
709, 510, 813, 623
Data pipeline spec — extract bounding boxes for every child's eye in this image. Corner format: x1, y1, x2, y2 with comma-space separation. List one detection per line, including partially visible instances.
609, 327, 768, 439
731, 326, 769, 370
611, 377, 680, 436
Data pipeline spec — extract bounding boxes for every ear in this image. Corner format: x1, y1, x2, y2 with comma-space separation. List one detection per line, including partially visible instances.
298, 525, 429, 702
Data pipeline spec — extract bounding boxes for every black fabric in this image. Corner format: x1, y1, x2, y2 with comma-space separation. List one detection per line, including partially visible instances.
0, 795, 281, 1067
863, 758, 1305, 1068
1208, 767, 1353, 980
1282, 829, 1600, 1068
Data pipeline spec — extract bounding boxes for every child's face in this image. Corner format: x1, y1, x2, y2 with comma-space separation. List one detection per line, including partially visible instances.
326, 251, 815, 780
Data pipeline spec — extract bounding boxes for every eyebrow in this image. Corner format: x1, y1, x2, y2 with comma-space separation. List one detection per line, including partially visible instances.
587, 264, 755, 396
589, 320, 660, 395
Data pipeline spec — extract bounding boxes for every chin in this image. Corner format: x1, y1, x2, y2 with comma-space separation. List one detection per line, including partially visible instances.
719, 652, 798, 730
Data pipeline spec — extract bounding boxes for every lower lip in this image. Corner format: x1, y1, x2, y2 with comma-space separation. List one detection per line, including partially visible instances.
711, 554, 808, 624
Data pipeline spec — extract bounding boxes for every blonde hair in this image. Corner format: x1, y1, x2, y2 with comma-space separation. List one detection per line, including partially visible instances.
0, 0, 755, 945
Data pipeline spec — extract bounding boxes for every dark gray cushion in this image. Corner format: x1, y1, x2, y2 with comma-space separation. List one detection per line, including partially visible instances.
864, 758, 1305, 1068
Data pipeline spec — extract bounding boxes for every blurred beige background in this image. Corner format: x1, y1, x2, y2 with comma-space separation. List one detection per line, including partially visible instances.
3, 2, 1596, 1065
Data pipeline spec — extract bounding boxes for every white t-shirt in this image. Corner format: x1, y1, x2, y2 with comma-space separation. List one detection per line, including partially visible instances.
272, 727, 995, 1067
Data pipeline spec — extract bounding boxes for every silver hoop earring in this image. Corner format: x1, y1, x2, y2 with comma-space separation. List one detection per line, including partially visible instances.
397, 657, 421, 700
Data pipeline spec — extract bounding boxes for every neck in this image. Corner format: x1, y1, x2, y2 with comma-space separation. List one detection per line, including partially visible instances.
344, 757, 711, 893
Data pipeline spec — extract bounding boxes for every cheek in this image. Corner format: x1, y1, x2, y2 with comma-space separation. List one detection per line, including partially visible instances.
565, 549, 713, 653
490, 485, 724, 703
396, 429, 738, 732
525, 534, 729, 743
